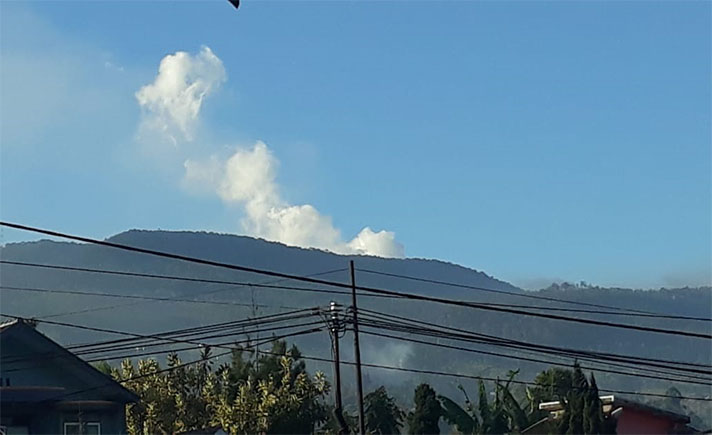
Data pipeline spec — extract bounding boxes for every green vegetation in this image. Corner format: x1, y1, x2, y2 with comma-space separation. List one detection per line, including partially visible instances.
101, 338, 704, 434
407, 384, 443, 434
4, 233, 710, 431
365, 386, 405, 434
109, 341, 329, 434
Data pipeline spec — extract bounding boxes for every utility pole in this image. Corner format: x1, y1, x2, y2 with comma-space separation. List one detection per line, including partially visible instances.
329, 302, 349, 434
251, 288, 259, 372
350, 260, 365, 435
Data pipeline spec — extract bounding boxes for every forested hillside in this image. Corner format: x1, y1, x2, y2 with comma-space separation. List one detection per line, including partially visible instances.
1, 230, 710, 426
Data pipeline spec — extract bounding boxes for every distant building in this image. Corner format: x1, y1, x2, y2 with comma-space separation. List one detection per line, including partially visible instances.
0, 319, 138, 434
523, 394, 697, 435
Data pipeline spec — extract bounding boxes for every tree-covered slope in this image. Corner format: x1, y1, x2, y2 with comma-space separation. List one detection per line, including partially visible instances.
1, 229, 709, 422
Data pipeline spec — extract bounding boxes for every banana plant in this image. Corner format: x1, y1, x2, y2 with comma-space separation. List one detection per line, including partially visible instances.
439, 370, 532, 434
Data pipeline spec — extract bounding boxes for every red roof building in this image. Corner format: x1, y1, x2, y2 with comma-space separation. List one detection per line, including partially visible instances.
523, 394, 699, 435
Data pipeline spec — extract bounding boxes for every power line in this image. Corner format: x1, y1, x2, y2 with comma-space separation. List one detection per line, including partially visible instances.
0, 264, 347, 319
2, 222, 709, 339
38, 328, 320, 403
17, 311, 708, 389
5, 261, 694, 321
6, 326, 326, 374
355, 308, 712, 371
356, 267, 712, 322
256, 351, 712, 402
0, 261, 357, 298
351, 311, 712, 394
15, 316, 712, 403
75, 320, 325, 359
72, 319, 323, 357
354, 314, 712, 383
1, 314, 327, 374
0, 309, 322, 364
83, 327, 325, 363
357, 327, 712, 387
64, 308, 318, 350
39, 302, 156, 320
0, 260, 672, 318
0, 222, 358, 287
0, 285, 307, 311
338, 357, 712, 402
36, 267, 347, 319
5, 313, 708, 403
355, 288, 712, 340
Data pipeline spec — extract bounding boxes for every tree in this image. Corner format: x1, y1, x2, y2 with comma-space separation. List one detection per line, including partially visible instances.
211, 355, 330, 434
529, 364, 616, 435
439, 371, 532, 434
439, 391, 478, 434
563, 362, 588, 435
497, 371, 530, 432
530, 367, 574, 404
92, 361, 113, 376
364, 386, 405, 434
408, 384, 442, 434
321, 406, 358, 435
109, 339, 330, 434
583, 373, 603, 434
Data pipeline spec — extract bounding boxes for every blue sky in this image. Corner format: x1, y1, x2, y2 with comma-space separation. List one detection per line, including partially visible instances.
1, 1, 710, 289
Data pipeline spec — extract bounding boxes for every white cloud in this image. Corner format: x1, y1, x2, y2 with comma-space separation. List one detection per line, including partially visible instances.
348, 227, 405, 258
184, 141, 405, 257
140, 46, 404, 258
136, 46, 225, 143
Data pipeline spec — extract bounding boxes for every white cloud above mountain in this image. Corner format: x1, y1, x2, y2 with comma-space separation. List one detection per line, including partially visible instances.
136, 46, 225, 144
143, 47, 404, 257
184, 142, 404, 257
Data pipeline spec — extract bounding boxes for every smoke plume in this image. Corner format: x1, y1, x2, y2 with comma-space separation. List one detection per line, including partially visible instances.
184, 142, 404, 257
142, 47, 404, 258
136, 46, 225, 143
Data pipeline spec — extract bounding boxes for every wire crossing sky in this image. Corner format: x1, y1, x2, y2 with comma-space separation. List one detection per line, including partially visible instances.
2, 221, 710, 339
1, 314, 710, 402
0, 1, 709, 289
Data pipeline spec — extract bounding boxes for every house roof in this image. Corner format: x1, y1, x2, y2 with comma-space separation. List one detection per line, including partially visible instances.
539, 394, 690, 424
0, 318, 138, 404
602, 395, 690, 424
0, 318, 25, 331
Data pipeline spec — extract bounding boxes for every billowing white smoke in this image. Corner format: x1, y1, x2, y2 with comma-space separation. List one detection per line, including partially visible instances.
184, 142, 405, 257
141, 47, 404, 258
348, 227, 404, 258
136, 46, 225, 143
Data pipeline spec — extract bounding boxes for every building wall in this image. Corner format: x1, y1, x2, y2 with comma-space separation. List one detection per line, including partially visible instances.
616, 408, 675, 435
1, 402, 129, 434
0, 326, 131, 434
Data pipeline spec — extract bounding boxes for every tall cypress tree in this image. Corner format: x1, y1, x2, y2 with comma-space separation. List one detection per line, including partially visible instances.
564, 363, 587, 435
583, 373, 603, 434
408, 384, 442, 435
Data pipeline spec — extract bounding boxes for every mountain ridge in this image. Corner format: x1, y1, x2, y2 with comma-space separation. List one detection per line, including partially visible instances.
5, 229, 709, 293
1, 227, 709, 419
3, 228, 521, 292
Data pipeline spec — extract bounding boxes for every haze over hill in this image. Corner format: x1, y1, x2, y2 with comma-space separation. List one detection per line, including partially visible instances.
1, 229, 710, 423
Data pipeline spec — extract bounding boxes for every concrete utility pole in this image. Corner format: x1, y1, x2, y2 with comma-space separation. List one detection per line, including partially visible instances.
350, 260, 366, 435
329, 302, 349, 434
